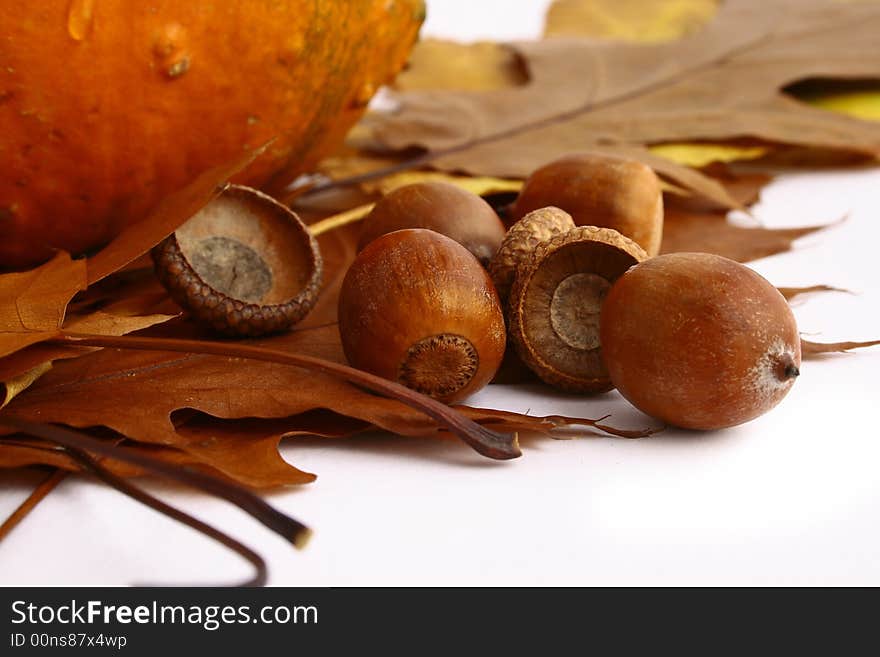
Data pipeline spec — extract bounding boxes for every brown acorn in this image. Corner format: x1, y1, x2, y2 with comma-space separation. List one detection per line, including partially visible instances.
339, 228, 506, 402
508, 225, 647, 392
357, 181, 507, 266
600, 253, 801, 429
513, 153, 664, 256
152, 184, 322, 337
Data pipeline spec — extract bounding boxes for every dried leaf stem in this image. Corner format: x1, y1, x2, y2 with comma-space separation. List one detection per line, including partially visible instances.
778, 285, 851, 301
50, 332, 522, 460
60, 444, 267, 587
0, 468, 67, 543
0, 417, 312, 549
801, 337, 880, 357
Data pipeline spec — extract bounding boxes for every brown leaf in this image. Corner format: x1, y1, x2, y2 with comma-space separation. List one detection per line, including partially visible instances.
0, 253, 87, 359
171, 416, 317, 487
64, 310, 178, 336
0, 302, 179, 408
67, 266, 176, 317
0, 430, 307, 504
660, 168, 827, 262
0, 345, 89, 394
0, 324, 456, 486
801, 338, 880, 357
662, 207, 827, 263
0, 435, 207, 479
367, 0, 880, 205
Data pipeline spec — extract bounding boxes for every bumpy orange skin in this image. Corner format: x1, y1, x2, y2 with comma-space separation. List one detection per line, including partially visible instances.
0, 0, 424, 269
600, 253, 801, 430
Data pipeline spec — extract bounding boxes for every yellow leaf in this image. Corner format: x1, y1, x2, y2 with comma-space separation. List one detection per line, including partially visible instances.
544, 0, 719, 42
801, 91, 880, 121
394, 40, 525, 92
648, 143, 769, 168
369, 172, 523, 197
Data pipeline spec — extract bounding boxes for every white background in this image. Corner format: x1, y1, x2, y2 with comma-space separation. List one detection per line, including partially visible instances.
2, 0, 879, 586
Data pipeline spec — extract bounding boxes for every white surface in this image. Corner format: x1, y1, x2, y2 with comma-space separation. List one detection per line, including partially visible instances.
2, 1, 880, 586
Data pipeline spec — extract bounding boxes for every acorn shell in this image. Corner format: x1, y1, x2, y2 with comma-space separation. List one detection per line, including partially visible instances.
357, 181, 506, 266
152, 184, 322, 337
599, 252, 801, 429
512, 153, 664, 256
488, 206, 576, 305
508, 225, 646, 392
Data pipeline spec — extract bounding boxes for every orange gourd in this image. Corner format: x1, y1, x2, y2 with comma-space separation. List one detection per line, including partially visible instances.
0, 0, 424, 269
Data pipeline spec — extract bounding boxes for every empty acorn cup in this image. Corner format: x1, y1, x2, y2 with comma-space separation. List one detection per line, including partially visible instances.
152, 184, 323, 337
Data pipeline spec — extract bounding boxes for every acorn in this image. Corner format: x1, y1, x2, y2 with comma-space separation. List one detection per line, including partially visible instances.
338, 228, 506, 402
508, 225, 647, 392
488, 206, 576, 306
152, 184, 322, 337
513, 153, 664, 256
357, 181, 507, 266
600, 252, 801, 429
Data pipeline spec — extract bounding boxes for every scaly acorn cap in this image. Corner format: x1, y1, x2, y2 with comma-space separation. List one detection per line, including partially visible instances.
487, 206, 576, 305
508, 225, 647, 393
152, 184, 323, 337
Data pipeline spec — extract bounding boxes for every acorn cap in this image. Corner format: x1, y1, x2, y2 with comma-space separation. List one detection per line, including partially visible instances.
508, 225, 646, 393
152, 184, 323, 337
488, 206, 576, 305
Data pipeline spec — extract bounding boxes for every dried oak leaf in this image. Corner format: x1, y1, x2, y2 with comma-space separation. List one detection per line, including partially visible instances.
777, 285, 850, 302
1, 270, 177, 390
367, 0, 880, 206
543, 0, 880, 152
0, 341, 325, 488
660, 167, 829, 262
0, 435, 224, 480
0, 309, 176, 408
662, 206, 827, 263
0, 253, 87, 359
67, 266, 177, 318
